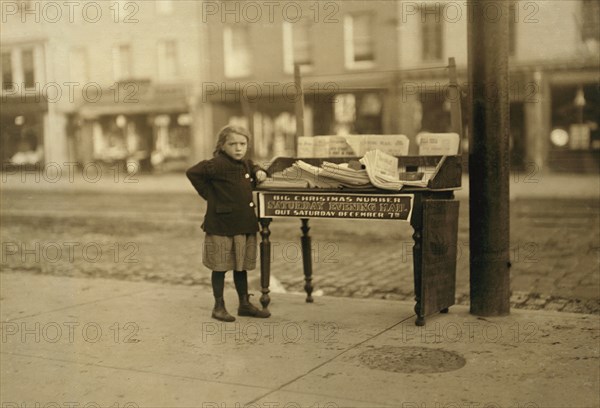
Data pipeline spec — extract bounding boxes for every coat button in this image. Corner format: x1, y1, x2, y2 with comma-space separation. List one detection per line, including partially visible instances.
245, 173, 250, 179
249, 202, 255, 208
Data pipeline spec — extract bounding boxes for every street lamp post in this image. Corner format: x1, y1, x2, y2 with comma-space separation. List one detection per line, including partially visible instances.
468, 0, 511, 316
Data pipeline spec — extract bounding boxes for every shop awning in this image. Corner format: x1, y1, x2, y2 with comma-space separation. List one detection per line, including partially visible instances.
201, 73, 394, 104
77, 81, 189, 119
1, 95, 48, 116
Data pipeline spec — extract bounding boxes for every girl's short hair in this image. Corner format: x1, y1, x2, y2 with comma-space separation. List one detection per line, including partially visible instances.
213, 125, 252, 157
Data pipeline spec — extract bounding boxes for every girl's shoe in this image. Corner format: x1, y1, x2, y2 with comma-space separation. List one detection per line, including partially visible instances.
212, 297, 235, 322
238, 294, 271, 318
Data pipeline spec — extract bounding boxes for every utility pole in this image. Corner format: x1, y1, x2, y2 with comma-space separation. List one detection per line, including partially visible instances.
294, 63, 305, 141
468, 0, 511, 315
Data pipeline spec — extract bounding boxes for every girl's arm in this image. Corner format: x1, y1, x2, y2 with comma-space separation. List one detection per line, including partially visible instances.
186, 160, 214, 200
249, 160, 268, 183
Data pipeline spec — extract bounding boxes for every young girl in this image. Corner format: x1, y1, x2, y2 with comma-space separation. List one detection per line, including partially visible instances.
186, 125, 270, 322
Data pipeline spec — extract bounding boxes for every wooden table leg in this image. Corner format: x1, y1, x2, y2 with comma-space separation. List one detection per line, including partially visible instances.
300, 218, 314, 303
259, 218, 272, 311
410, 195, 425, 326
412, 227, 425, 326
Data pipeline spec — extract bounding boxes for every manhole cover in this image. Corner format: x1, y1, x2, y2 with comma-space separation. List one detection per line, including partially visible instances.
358, 346, 466, 374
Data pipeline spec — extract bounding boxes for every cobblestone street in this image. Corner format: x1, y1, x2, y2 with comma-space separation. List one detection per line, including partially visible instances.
2, 188, 598, 314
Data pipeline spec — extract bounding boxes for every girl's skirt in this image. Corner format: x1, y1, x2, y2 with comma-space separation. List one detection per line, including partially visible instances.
202, 233, 258, 271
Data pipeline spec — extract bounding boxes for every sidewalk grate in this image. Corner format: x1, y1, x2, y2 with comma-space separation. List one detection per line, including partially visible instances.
358, 345, 466, 374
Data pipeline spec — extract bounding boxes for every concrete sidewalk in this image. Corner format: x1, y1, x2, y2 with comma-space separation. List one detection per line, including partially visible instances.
1, 272, 598, 407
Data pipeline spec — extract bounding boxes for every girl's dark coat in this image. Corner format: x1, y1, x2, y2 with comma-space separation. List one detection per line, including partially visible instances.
186, 153, 262, 235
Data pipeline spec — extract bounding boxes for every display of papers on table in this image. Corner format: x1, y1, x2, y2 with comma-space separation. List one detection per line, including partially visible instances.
259, 150, 442, 191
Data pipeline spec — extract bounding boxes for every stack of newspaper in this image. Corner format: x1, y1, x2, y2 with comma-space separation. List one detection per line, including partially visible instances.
261, 160, 371, 189
292, 160, 372, 188
321, 161, 371, 187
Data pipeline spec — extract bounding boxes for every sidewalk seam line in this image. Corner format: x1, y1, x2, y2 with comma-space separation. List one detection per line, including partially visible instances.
2, 287, 157, 322
246, 314, 414, 405
0, 350, 274, 392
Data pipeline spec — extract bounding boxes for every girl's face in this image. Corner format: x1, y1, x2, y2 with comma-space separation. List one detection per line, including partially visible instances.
221, 133, 248, 160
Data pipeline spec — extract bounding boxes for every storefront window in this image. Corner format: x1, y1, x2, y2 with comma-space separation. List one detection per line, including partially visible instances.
419, 91, 451, 133
151, 113, 191, 170
550, 84, 600, 151
1, 113, 43, 165
329, 92, 384, 135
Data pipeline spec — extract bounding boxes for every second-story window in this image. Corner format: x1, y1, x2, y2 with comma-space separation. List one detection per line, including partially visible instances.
1, 51, 13, 91
421, 6, 443, 61
156, 0, 173, 16
157, 40, 178, 80
283, 19, 313, 73
581, 0, 600, 44
69, 47, 89, 84
224, 25, 251, 78
344, 13, 375, 69
509, 2, 517, 56
21, 49, 35, 89
112, 44, 132, 81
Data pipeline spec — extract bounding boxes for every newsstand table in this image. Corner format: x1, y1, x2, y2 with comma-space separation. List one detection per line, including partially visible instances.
254, 155, 462, 326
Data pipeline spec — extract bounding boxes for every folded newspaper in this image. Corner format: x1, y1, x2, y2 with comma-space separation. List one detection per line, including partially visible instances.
359, 150, 404, 191
359, 150, 436, 191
